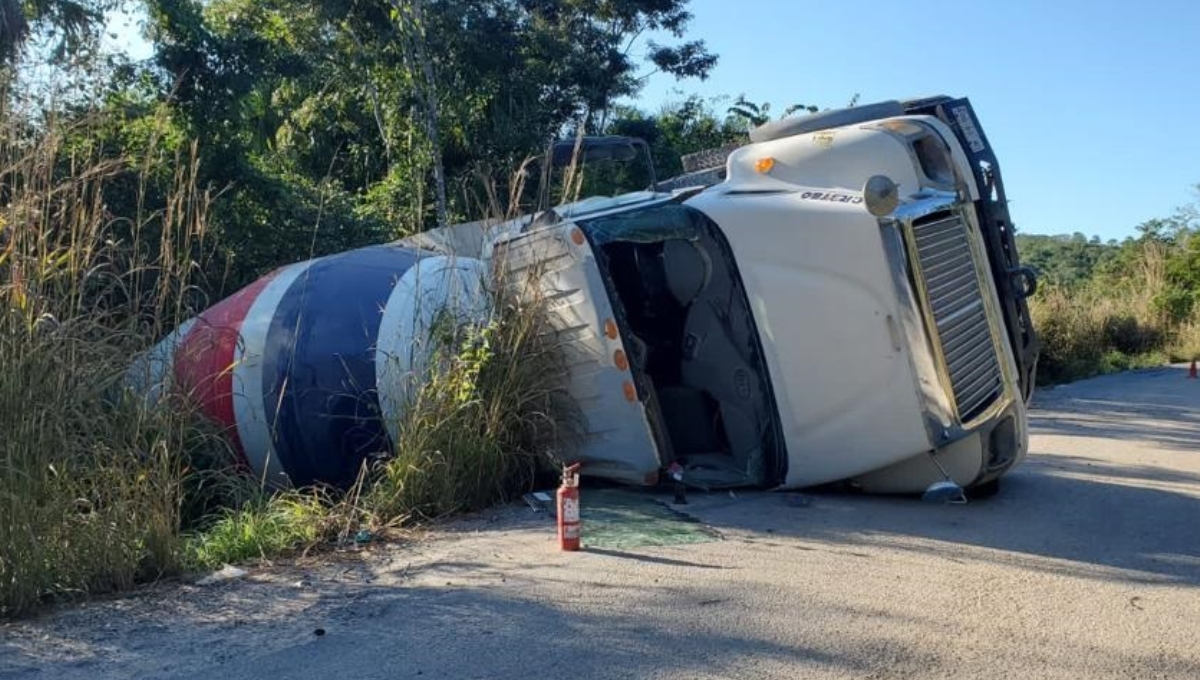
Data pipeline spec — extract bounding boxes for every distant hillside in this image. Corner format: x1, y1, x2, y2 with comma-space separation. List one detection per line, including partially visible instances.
1016, 233, 1122, 288
1017, 221, 1200, 383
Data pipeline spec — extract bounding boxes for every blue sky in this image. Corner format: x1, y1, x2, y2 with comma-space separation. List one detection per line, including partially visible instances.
635, 0, 1200, 241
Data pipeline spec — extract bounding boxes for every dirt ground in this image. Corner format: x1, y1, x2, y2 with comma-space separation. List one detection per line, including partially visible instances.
3, 365, 1199, 679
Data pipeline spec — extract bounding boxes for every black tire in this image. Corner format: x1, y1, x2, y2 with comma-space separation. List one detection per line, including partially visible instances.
966, 478, 1002, 500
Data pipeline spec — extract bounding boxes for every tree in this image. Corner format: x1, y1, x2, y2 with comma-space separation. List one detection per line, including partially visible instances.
143, 0, 719, 231
0, 0, 117, 68
725, 94, 817, 127
392, 0, 448, 228
5, 0, 722, 289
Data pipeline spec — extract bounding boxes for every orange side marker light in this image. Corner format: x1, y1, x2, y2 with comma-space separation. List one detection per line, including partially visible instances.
614, 349, 629, 371
604, 319, 619, 340
622, 380, 637, 402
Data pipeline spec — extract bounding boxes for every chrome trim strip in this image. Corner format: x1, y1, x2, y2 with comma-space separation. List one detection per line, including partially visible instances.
879, 218, 956, 445
912, 213, 1002, 420
959, 204, 1020, 407
883, 191, 1017, 445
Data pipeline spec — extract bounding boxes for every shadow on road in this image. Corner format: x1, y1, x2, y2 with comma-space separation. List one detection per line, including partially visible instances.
171, 568, 1199, 680
581, 547, 730, 569
1030, 400, 1200, 451
1037, 453, 1200, 486
160, 580, 1197, 680
681, 468, 1200, 586
670, 365, 1200, 586
420, 366, 1200, 593
0, 581, 914, 680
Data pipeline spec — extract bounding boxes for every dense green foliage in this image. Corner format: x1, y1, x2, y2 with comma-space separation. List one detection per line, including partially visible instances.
1017, 233, 1123, 288
137, 0, 720, 288
9, 0, 721, 292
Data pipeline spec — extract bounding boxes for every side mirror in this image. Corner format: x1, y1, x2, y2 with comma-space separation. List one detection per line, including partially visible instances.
922, 479, 967, 504
1010, 266, 1039, 299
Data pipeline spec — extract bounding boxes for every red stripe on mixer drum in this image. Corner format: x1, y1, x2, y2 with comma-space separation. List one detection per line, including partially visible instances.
173, 273, 277, 462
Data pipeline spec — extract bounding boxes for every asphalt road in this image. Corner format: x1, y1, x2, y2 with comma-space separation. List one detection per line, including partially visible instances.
3, 366, 1200, 679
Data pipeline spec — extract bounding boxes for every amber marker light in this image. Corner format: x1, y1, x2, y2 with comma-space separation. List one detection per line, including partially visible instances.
622, 381, 637, 402
614, 349, 629, 371
604, 318, 619, 340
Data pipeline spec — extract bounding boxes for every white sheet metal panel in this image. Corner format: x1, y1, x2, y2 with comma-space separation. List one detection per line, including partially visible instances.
689, 190, 932, 487
686, 127, 935, 487
396, 219, 490, 259
491, 224, 663, 485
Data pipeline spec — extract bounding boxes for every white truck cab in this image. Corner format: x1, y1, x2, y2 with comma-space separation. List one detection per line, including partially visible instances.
482, 96, 1040, 494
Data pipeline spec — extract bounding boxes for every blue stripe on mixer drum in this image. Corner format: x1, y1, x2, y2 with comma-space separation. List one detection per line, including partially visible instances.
261, 245, 424, 487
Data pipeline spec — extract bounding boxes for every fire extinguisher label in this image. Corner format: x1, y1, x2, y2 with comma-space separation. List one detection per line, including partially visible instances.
562, 497, 580, 523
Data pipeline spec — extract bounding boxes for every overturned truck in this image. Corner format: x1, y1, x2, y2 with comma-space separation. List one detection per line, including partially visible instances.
133, 96, 1039, 495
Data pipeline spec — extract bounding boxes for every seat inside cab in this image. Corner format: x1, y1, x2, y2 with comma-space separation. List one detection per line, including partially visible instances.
578, 204, 784, 488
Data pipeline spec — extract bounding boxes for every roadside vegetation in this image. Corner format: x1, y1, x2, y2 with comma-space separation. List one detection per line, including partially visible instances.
1, 0, 724, 617
0, 114, 583, 614
1020, 214, 1200, 384
1, 0, 1196, 619
0, 118, 222, 616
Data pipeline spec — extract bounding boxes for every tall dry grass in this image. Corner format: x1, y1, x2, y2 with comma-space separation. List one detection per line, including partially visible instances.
1029, 239, 1200, 383
174, 163, 583, 565
1170, 319, 1200, 362
365, 279, 582, 524
1, 115, 585, 603
0, 118, 226, 616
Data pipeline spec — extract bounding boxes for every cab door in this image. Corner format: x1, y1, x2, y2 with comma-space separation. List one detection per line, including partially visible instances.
491, 223, 665, 485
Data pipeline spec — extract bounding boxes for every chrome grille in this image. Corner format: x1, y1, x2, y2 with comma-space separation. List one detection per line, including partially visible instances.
912, 213, 1001, 420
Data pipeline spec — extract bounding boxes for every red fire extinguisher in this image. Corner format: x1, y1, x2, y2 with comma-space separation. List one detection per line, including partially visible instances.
557, 463, 583, 551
